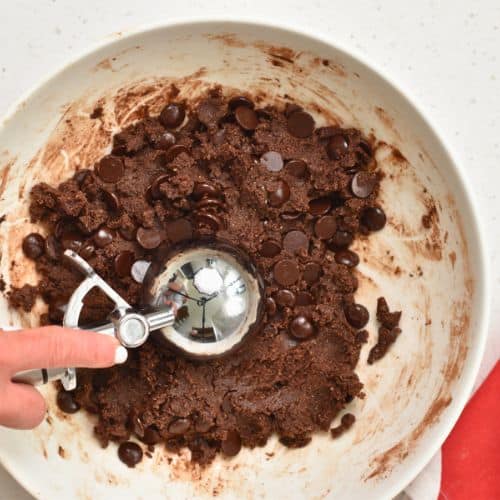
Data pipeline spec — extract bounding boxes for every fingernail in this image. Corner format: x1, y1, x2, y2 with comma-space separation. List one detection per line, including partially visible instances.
114, 346, 128, 364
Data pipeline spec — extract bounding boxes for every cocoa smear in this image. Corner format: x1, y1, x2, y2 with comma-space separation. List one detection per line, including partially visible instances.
9, 86, 399, 466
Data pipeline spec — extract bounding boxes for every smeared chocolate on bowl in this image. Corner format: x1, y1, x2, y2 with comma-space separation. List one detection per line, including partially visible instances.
9, 87, 402, 466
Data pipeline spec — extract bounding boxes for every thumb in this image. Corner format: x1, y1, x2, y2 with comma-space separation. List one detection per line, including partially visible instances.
4, 326, 128, 373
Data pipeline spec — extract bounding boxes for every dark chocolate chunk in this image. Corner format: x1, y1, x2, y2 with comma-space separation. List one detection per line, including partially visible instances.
194, 212, 223, 232
286, 159, 308, 178
308, 197, 331, 216
314, 216, 337, 240
282, 230, 308, 254
101, 190, 120, 212
260, 240, 281, 258
266, 297, 277, 315
159, 103, 185, 129
234, 106, 258, 131
275, 289, 296, 307
57, 391, 80, 414
303, 262, 321, 284
329, 230, 353, 250
93, 228, 114, 248
136, 227, 162, 249
344, 303, 369, 329
287, 111, 315, 138
274, 259, 300, 286
289, 316, 315, 339
118, 441, 143, 468
361, 206, 386, 231
268, 180, 290, 207
22, 233, 45, 259
96, 156, 124, 183
221, 430, 242, 457
326, 134, 349, 160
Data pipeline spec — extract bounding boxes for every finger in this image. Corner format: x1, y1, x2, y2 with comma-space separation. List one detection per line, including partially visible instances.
4, 326, 128, 373
0, 383, 47, 429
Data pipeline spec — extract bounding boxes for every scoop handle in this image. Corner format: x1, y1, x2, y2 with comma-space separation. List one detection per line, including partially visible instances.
11, 309, 175, 389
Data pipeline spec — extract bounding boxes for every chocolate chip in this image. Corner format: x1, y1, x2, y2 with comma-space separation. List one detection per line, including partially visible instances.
314, 216, 337, 240
228, 96, 254, 110
266, 297, 277, 315
361, 206, 386, 231
329, 230, 353, 250
275, 289, 296, 307
22, 233, 45, 259
94, 228, 114, 248
149, 174, 170, 200
344, 303, 369, 328
197, 99, 225, 128
260, 240, 281, 258
221, 430, 242, 457
234, 106, 258, 131
142, 427, 161, 445
289, 316, 315, 339
327, 134, 349, 160
118, 441, 143, 468
166, 218, 193, 243
286, 159, 308, 178
303, 262, 322, 284
156, 131, 176, 150
296, 291, 314, 306
351, 171, 377, 198
45, 235, 61, 260
283, 230, 308, 254
268, 180, 290, 207
334, 250, 359, 267
192, 182, 221, 200
165, 144, 189, 162
57, 391, 80, 414
159, 103, 185, 128
79, 243, 95, 260
131, 260, 151, 283
101, 189, 120, 212
136, 227, 162, 249
261, 151, 283, 172
128, 411, 145, 438
168, 418, 191, 435
287, 111, 315, 138
114, 251, 135, 277
308, 197, 331, 216
119, 226, 136, 241
274, 259, 300, 286
96, 156, 124, 183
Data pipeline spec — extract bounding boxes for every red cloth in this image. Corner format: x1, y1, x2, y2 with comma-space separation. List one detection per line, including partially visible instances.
439, 361, 500, 499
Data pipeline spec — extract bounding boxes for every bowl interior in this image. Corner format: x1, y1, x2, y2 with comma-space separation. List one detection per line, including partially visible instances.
0, 21, 486, 500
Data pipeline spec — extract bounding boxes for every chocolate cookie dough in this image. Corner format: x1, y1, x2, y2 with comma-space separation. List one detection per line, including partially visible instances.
11, 87, 401, 466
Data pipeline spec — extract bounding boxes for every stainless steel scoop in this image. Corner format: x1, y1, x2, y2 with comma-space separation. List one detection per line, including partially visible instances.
13, 243, 264, 390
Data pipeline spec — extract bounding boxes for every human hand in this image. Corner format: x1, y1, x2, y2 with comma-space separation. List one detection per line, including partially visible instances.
0, 326, 128, 429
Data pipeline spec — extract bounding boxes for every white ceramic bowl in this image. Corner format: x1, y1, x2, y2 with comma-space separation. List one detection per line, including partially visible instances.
0, 20, 489, 500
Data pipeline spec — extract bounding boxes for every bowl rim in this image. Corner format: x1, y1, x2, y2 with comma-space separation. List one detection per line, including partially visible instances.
0, 17, 490, 500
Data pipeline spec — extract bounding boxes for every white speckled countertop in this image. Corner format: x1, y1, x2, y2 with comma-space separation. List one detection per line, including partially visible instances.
1, 1, 499, 498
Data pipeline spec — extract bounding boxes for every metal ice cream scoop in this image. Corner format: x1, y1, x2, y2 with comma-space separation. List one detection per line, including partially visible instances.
12, 243, 264, 390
